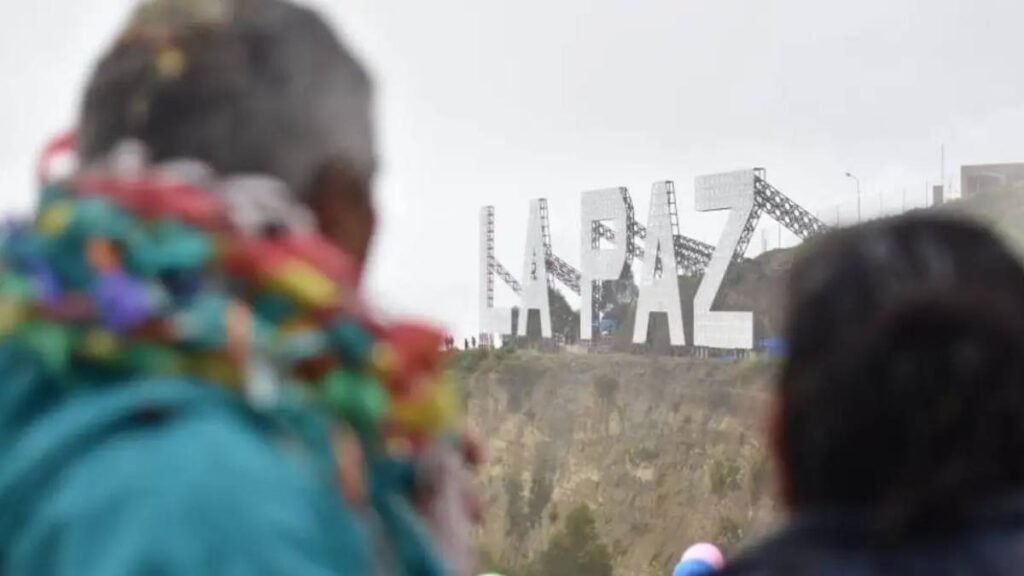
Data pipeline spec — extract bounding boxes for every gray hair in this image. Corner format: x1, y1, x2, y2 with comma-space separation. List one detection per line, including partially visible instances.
78, 0, 376, 199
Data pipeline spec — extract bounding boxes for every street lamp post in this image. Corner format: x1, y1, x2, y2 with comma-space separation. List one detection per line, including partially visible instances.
845, 172, 861, 223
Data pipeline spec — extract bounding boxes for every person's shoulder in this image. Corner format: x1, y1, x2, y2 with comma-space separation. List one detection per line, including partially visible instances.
4, 374, 371, 574
720, 527, 853, 576
722, 520, 1024, 576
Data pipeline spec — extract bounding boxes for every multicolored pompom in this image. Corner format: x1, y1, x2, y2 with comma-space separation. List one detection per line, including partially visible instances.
1, 141, 460, 456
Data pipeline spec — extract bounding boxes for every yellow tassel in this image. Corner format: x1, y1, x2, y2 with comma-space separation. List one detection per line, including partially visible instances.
81, 329, 120, 360
190, 353, 242, 388
0, 299, 25, 337
267, 261, 336, 309
371, 343, 399, 378
389, 377, 460, 434
38, 201, 73, 236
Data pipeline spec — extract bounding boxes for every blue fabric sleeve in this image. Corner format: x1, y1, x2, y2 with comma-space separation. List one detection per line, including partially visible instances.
4, 394, 373, 576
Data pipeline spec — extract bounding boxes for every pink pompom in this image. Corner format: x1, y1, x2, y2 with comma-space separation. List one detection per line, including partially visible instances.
682, 543, 724, 570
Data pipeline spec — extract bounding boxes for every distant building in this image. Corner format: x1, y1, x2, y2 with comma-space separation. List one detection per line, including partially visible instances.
961, 163, 1024, 199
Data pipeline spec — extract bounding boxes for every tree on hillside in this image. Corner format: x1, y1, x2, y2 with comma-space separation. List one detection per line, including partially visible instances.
530, 504, 614, 576
549, 288, 579, 343
510, 290, 580, 344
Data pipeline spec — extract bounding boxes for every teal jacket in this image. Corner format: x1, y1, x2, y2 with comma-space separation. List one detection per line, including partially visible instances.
0, 343, 446, 575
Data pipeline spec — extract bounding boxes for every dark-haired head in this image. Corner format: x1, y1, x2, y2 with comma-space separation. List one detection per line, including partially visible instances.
78, 0, 377, 269
777, 213, 1024, 534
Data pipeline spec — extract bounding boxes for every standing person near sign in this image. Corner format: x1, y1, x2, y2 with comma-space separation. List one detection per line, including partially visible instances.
724, 214, 1024, 575
0, 1, 480, 574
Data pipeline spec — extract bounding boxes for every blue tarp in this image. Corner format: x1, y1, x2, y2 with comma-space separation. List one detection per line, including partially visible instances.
759, 337, 788, 359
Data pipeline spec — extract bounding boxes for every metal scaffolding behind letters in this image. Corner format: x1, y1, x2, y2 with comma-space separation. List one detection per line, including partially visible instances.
732, 168, 830, 260
487, 170, 826, 304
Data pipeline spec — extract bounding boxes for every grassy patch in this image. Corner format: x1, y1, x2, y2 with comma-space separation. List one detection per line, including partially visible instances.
627, 445, 659, 466
505, 475, 529, 542
527, 452, 556, 528
709, 455, 743, 497
716, 514, 744, 549
594, 373, 620, 403
747, 449, 772, 503
498, 357, 548, 412
449, 348, 490, 375
527, 505, 614, 576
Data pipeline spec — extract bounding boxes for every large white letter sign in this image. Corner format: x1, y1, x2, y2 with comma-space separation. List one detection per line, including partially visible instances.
518, 199, 553, 338
693, 170, 756, 349
579, 188, 629, 341
479, 206, 513, 337
632, 182, 686, 346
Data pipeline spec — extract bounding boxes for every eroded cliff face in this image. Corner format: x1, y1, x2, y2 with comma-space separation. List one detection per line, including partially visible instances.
461, 350, 781, 575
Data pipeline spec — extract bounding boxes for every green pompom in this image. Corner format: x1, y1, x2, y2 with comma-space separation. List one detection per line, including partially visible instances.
0, 274, 36, 300
251, 293, 298, 324
74, 198, 130, 239
328, 321, 374, 367
323, 370, 387, 432
19, 321, 71, 374
126, 344, 185, 374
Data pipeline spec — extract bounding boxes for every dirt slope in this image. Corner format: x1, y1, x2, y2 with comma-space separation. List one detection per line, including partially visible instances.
459, 350, 779, 575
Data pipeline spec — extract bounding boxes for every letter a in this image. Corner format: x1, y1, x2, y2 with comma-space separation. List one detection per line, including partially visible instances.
519, 199, 553, 338
633, 182, 686, 346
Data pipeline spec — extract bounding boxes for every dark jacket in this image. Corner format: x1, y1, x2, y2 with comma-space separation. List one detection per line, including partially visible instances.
724, 507, 1024, 576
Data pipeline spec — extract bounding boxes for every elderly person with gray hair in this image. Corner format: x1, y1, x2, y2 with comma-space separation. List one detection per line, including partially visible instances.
0, 1, 479, 574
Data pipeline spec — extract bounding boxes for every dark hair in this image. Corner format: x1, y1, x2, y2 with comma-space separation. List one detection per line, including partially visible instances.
778, 213, 1024, 532
77, 0, 375, 199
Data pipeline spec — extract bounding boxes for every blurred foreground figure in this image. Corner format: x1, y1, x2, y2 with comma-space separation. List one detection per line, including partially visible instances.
725, 214, 1024, 575
0, 1, 478, 574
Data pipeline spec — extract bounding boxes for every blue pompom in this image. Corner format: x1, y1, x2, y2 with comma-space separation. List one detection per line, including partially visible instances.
673, 558, 715, 576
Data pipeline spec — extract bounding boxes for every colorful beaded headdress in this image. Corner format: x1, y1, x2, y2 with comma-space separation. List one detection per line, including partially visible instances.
3, 135, 459, 451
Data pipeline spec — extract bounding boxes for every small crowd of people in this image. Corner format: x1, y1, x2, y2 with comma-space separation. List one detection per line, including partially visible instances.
443, 336, 478, 351
4, 1, 1024, 575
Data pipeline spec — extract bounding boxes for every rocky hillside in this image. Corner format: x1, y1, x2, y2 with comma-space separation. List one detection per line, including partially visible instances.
456, 349, 780, 576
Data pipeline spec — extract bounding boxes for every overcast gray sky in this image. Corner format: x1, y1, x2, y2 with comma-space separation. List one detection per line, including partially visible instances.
1, 0, 1022, 338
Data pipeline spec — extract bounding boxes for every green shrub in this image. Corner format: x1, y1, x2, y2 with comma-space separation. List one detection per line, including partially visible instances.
747, 450, 771, 502
527, 453, 556, 527
494, 343, 517, 362
594, 373, 619, 402
499, 358, 547, 412
450, 348, 490, 375
529, 505, 614, 576
548, 506, 560, 525
709, 456, 743, 497
716, 514, 744, 548
627, 446, 659, 466
505, 475, 529, 541
478, 547, 514, 575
